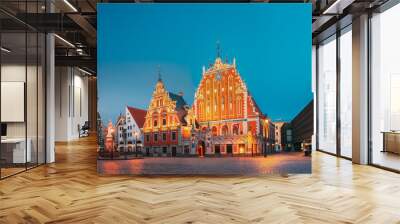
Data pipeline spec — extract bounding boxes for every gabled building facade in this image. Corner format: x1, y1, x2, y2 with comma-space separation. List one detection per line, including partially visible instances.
126, 106, 147, 149
143, 77, 192, 156
192, 56, 271, 155
115, 106, 147, 152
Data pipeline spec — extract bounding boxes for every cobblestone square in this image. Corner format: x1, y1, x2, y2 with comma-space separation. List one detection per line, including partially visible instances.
98, 152, 311, 175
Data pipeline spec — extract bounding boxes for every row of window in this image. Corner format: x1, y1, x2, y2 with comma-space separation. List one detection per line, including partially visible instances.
153, 118, 168, 127
119, 124, 136, 131
199, 98, 242, 116
119, 132, 136, 138
145, 131, 177, 142
205, 124, 242, 136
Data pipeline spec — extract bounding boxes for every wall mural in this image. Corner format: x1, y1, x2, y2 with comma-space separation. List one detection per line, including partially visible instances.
97, 3, 312, 175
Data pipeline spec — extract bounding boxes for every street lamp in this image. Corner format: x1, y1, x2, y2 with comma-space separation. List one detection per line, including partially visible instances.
123, 127, 127, 160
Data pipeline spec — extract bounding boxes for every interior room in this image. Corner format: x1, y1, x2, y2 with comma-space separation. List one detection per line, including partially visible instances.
370, 2, 400, 171
0, 9, 46, 178
0, 0, 399, 223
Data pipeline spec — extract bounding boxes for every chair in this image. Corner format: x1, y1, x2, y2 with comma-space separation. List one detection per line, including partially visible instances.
79, 121, 90, 138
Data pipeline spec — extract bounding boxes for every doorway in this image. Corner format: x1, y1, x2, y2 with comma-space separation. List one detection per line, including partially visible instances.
214, 145, 221, 155
227, 144, 233, 154
172, 147, 177, 157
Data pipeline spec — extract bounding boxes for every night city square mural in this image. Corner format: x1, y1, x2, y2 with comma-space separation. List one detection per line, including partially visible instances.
97, 3, 312, 175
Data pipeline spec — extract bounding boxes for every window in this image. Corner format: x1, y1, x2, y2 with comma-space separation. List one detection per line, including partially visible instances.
162, 147, 167, 154
370, 4, 400, 171
171, 132, 176, 140
222, 126, 228, 135
163, 118, 166, 126
154, 120, 158, 127
0, 14, 47, 178
233, 125, 239, 135
154, 133, 158, 142
339, 26, 352, 158
317, 35, 337, 154
146, 134, 150, 142
184, 146, 190, 154
212, 126, 218, 136
163, 133, 167, 141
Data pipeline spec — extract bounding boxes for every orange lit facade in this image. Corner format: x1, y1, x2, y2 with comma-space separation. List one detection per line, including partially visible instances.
192, 57, 272, 155
143, 77, 193, 156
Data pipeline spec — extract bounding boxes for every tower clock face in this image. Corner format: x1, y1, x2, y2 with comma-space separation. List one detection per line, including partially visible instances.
215, 71, 222, 81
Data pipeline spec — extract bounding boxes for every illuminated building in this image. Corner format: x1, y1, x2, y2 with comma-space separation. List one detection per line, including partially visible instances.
115, 114, 126, 151
115, 106, 147, 152
274, 121, 285, 152
143, 74, 193, 156
126, 106, 146, 151
192, 55, 272, 155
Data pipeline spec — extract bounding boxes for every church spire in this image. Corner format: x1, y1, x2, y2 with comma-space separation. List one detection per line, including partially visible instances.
216, 40, 221, 58
157, 65, 162, 82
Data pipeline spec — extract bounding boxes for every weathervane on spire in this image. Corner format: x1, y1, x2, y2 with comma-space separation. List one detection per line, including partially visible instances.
216, 40, 221, 58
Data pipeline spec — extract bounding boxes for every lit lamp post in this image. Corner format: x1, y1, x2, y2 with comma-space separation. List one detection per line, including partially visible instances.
123, 127, 127, 160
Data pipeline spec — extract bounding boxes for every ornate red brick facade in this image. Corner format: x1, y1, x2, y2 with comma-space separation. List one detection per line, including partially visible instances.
140, 56, 273, 157
192, 57, 269, 155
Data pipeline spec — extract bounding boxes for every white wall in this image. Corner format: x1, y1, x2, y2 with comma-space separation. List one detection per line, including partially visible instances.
55, 67, 89, 141
1, 65, 40, 137
1, 63, 46, 163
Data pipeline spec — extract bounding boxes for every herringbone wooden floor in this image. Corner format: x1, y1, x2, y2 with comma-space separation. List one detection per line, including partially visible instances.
1, 136, 400, 224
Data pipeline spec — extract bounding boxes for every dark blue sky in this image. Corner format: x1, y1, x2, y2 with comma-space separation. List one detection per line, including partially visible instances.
98, 3, 312, 123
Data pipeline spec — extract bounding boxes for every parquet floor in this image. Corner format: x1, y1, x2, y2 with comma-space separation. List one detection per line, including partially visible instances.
1, 136, 400, 224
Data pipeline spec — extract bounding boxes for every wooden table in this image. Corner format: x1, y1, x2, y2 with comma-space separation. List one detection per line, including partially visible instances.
382, 131, 400, 154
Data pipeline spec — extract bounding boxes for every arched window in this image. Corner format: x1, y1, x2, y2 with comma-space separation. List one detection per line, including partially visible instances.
233, 124, 239, 135
162, 113, 167, 126
222, 125, 229, 135
152, 112, 158, 127
212, 126, 218, 136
